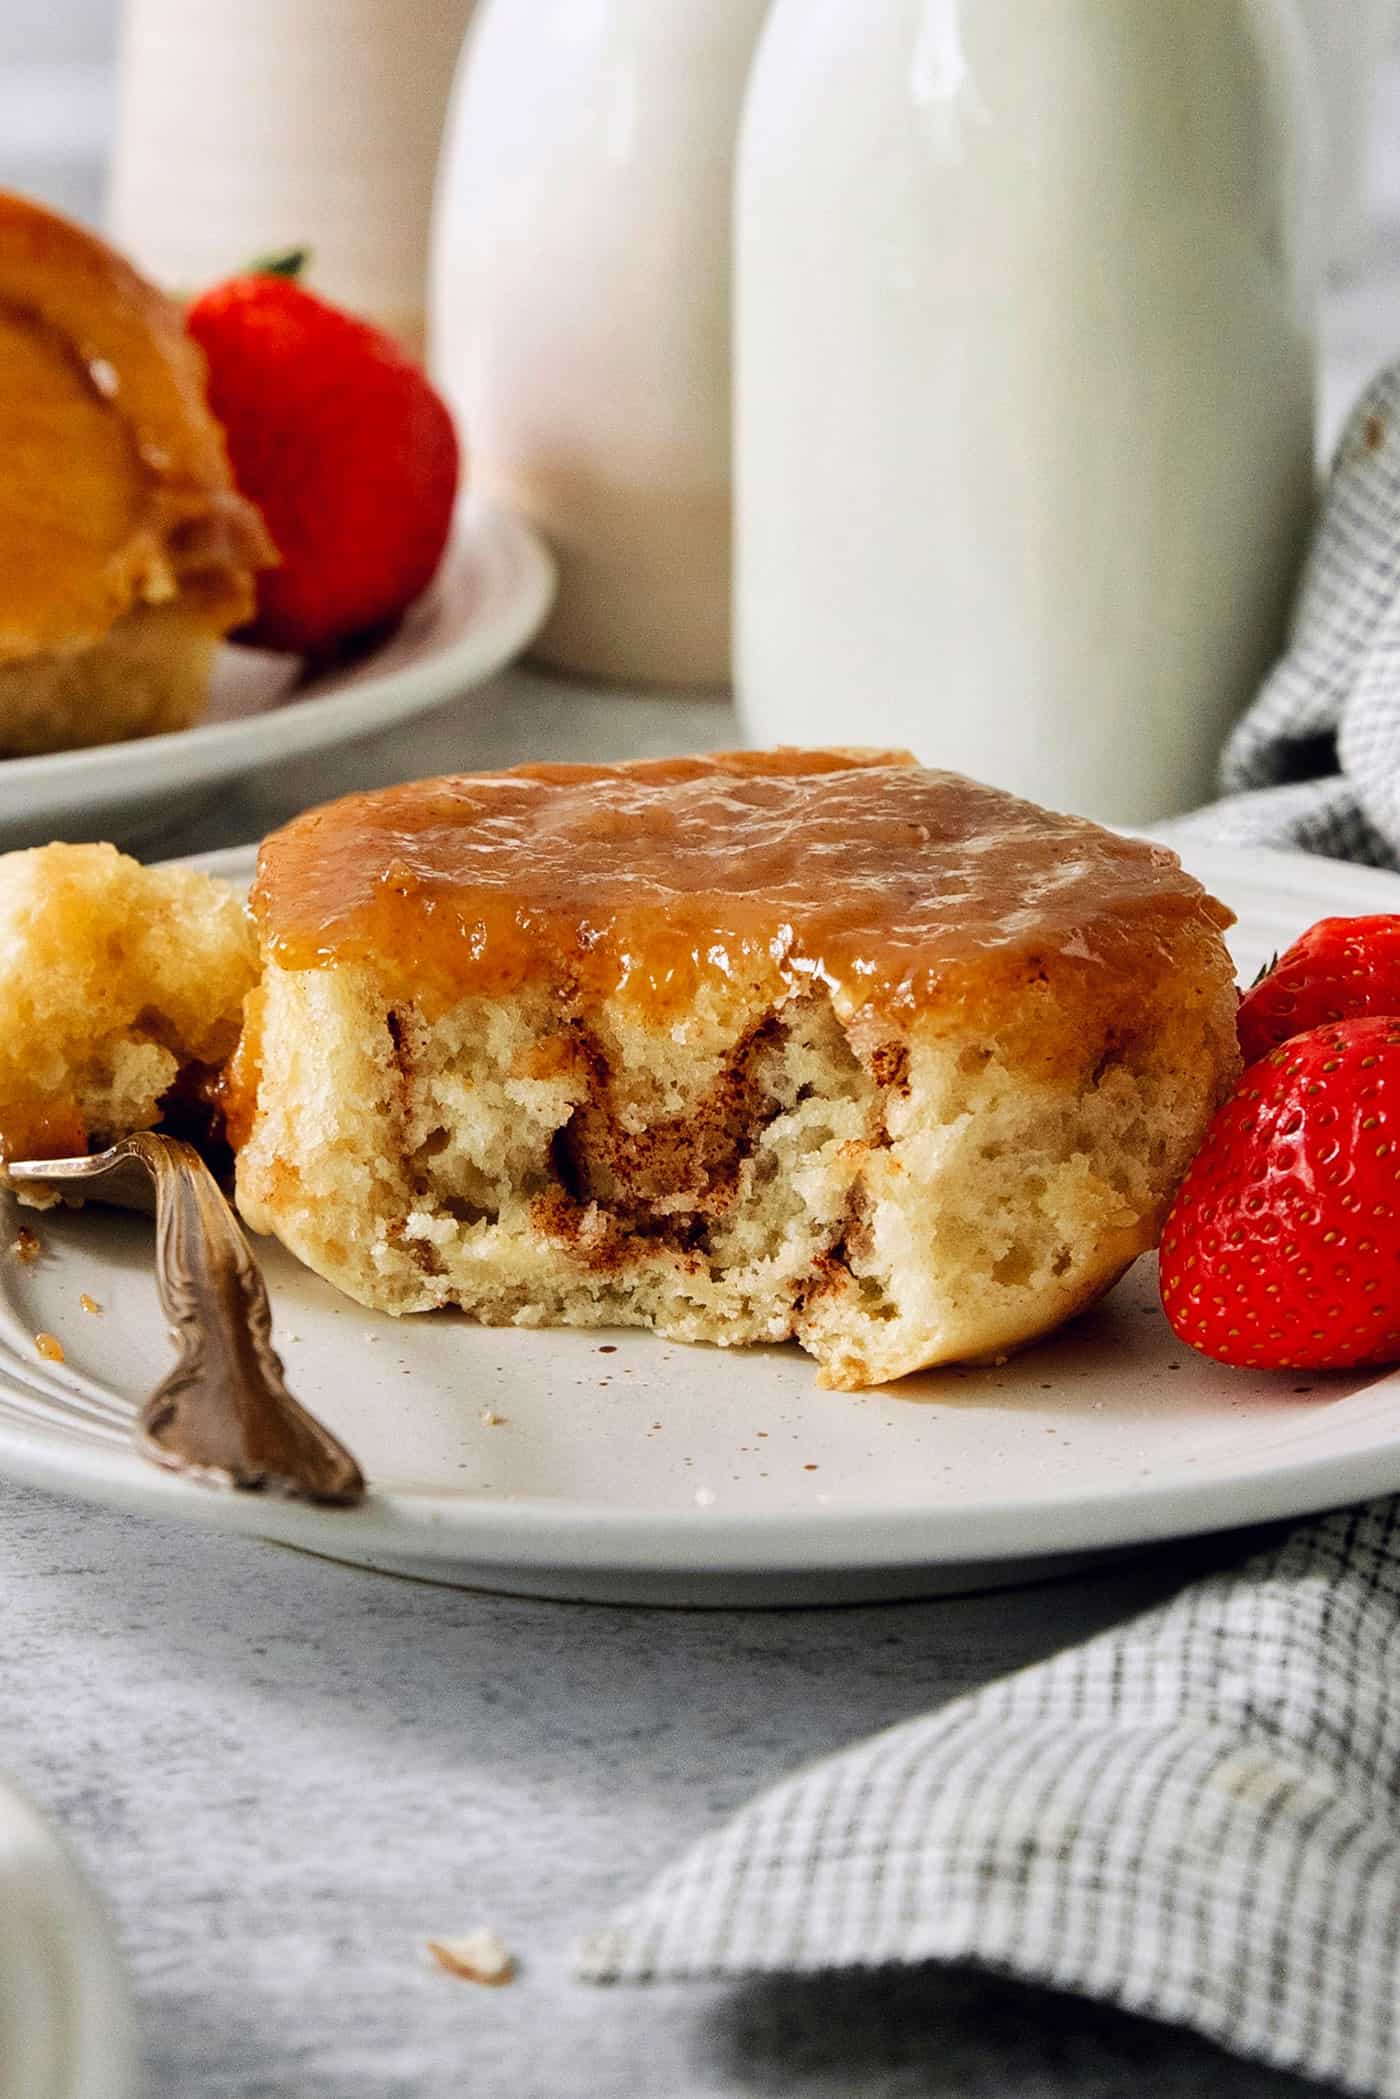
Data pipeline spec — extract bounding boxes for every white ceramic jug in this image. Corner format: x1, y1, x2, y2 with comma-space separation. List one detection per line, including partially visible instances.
110, 0, 476, 354
736, 0, 1322, 823
430, 0, 771, 687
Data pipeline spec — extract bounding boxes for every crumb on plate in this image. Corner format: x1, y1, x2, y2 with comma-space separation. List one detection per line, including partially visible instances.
424, 1928, 516, 1986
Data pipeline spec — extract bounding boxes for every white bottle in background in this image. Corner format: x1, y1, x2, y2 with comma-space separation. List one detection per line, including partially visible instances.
430, 0, 771, 688
736, 0, 1322, 824
1294, 0, 1397, 274
109, 0, 476, 355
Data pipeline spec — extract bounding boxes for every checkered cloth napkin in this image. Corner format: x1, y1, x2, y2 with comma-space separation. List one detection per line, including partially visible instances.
580, 1505, 1400, 2095
1175, 356, 1400, 866
579, 370, 1400, 2093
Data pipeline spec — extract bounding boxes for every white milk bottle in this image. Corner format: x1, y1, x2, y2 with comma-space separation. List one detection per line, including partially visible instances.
735, 0, 1322, 822
430, 0, 771, 687
1295, 0, 1397, 272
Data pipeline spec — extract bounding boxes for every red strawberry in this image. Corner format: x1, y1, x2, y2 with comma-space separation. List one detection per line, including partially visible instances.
1159, 1016, 1400, 1371
187, 269, 460, 656
1236, 915, 1400, 1065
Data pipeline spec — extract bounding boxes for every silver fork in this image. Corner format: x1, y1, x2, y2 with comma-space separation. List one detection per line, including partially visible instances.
9, 1132, 364, 1507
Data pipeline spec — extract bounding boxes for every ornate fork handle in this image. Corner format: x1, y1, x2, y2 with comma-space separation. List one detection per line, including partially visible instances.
10, 1132, 365, 1506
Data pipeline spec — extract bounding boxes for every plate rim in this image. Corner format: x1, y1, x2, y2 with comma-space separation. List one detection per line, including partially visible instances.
0, 1343, 1396, 1575
0, 495, 555, 818
4, 836, 1400, 1592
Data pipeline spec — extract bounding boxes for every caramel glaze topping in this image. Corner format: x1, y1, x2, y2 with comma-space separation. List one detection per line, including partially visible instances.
252, 751, 1234, 1038
0, 1097, 88, 1168
0, 192, 274, 659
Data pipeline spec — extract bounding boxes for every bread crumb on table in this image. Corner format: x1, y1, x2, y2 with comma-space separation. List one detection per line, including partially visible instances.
424, 1928, 516, 1986
34, 1331, 63, 1364
79, 1292, 101, 1316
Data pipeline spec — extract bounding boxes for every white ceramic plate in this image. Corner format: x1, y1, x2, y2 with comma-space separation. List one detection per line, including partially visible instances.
0, 1773, 136, 2099
0, 497, 554, 852
2, 841, 1400, 1606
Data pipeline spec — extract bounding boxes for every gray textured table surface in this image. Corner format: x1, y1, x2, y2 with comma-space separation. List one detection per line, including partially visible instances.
8, 61, 1400, 2099
0, 1497, 1326, 2099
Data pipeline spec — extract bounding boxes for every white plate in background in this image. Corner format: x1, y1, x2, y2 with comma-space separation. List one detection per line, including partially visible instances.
0, 1774, 136, 2099
0, 497, 554, 852
0, 841, 1399, 1606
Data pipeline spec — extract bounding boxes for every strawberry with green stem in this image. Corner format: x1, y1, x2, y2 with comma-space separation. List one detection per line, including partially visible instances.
187, 254, 460, 658
1237, 915, 1400, 1064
